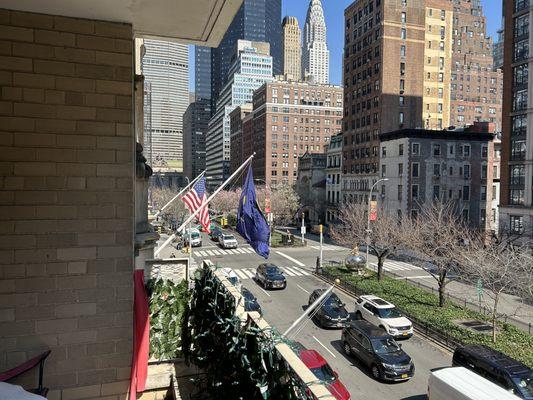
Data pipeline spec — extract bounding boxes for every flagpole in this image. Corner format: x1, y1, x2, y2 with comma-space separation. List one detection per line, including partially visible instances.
153, 170, 206, 220
154, 154, 255, 258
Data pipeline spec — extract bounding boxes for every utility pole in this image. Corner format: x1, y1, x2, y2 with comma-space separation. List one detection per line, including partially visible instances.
301, 213, 305, 244
318, 223, 323, 273
366, 178, 388, 269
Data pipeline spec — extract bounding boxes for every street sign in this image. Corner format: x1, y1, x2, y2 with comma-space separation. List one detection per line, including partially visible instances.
369, 200, 378, 221
301, 226, 306, 235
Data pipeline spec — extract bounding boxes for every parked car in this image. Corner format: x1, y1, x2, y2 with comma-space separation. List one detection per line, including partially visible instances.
428, 367, 522, 400
242, 288, 261, 315
342, 320, 415, 382
452, 345, 532, 399
221, 267, 241, 292
308, 289, 350, 328
210, 226, 222, 242
184, 228, 202, 247
292, 343, 350, 400
255, 264, 286, 290
220, 233, 238, 249
354, 295, 413, 338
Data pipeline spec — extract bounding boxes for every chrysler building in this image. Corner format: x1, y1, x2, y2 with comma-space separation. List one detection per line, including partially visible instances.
302, 0, 329, 84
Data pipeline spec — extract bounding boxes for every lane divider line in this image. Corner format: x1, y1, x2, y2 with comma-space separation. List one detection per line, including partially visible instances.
296, 284, 309, 294
312, 335, 336, 358
275, 251, 306, 267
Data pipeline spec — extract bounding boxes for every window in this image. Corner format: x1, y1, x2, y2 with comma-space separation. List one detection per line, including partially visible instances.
412, 143, 420, 155
400, 45, 406, 57
510, 189, 525, 205
401, 12, 406, 23
481, 186, 487, 201
382, 146, 387, 157
381, 164, 386, 177
401, 28, 406, 40
510, 164, 525, 186
398, 163, 403, 175
411, 184, 419, 199
510, 215, 524, 234
398, 185, 403, 201
399, 96, 405, 106
400, 79, 405, 92
433, 185, 440, 200
463, 164, 470, 178
463, 186, 470, 201
448, 144, 454, 156
433, 144, 441, 156
462, 145, 470, 157
481, 146, 488, 158
412, 163, 419, 177
399, 144, 404, 155
399, 112, 404, 124
433, 164, 440, 176
462, 208, 469, 221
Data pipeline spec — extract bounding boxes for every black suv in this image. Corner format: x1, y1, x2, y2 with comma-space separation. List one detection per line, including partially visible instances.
341, 320, 415, 382
308, 289, 350, 328
453, 345, 532, 399
255, 264, 286, 289
209, 226, 222, 242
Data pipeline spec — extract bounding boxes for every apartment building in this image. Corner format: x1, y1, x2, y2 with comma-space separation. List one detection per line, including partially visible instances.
326, 133, 343, 223
379, 122, 495, 230
500, 0, 533, 237
282, 16, 302, 81
237, 80, 342, 187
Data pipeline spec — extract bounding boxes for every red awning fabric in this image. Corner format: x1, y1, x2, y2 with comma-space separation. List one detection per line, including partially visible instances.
129, 269, 150, 399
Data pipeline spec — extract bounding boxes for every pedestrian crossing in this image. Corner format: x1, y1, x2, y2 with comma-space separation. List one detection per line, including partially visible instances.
193, 247, 256, 258
308, 244, 346, 251
233, 266, 311, 281
370, 260, 422, 272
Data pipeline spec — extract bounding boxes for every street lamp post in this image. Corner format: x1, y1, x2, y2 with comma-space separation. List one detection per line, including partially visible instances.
366, 178, 388, 270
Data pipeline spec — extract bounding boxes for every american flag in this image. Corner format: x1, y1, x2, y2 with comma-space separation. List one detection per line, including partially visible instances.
180, 176, 211, 233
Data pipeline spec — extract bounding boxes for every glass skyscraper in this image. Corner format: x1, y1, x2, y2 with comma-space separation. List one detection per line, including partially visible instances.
195, 0, 281, 106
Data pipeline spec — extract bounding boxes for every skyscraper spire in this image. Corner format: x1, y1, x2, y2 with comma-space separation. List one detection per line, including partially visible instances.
302, 0, 329, 84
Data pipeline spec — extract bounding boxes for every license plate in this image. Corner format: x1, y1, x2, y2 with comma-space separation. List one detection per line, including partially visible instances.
403, 332, 408, 336
401, 374, 408, 379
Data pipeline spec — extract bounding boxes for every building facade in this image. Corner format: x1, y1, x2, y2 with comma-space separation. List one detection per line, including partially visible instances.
206, 41, 273, 187
142, 39, 189, 164
211, 0, 282, 104
326, 133, 343, 223
239, 81, 343, 187
500, 0, 533, 237
295, 152, 327, 225
342, 0, 426, 205
379, 124, 495, 230
183, 99, 210, 180
449, 0, 503, 134
302, 0, 330, 84
229, 104, 254, 175
282, 16, 302, 81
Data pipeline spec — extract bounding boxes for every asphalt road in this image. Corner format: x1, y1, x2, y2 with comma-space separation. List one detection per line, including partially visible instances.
172, 230, 453, 400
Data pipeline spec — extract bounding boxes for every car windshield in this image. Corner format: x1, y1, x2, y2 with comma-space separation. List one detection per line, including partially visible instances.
228, 276, 238, 286
310, 364, 336, 383
191, 232, 200, 239
377, 307, 402, 319
324, 294, 343, 308
512, 371, 533, 398
371, 338, 401, 354
223, 235, 234, 240
265, 266, 279, 274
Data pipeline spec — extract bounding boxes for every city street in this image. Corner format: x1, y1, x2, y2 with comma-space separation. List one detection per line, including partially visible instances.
158, 230, 452, 400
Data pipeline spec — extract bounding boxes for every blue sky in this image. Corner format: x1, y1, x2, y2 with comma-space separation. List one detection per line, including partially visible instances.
189, 0, 502, 90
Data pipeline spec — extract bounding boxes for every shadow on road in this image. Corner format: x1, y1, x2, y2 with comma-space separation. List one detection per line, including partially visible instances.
400, 396, 426, 400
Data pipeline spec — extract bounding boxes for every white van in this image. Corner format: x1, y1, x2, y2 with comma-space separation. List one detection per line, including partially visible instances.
428, 367, 521, 400
184, 228, 202, 247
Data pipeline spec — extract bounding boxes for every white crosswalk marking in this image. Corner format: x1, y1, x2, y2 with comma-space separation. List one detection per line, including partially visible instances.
234, 270, 249, 280
212, 249, 223, 255
235, 248, 246, 254
241, 269, 255, 279
294, 267, 310, 276
196, 250, 207, 257
205, 250, 215, 256
242, 247, 254, 254
281, 267, 296, 276
225, 249, 236, 254
284, 266, 301, 276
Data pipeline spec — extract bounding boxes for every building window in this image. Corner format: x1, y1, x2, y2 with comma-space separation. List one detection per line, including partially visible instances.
433, 164, 440, 176
401, 12, 406, 23
433, 144, 441, 156
412, 143, 419, 155
462, 144, 470, 157
481, 145, 488, 158
462, 208, 469, 221
399, 144, 404, 155
411, 184, 419, 199
398, 163, 403, 175
481, 186, 487, 201
433, 185, 440, 200
463, 186, 470, 201
463, 164, 470, 178
510, 215, 524, 234
412, 163, 419, 177
399, 112, 404, 125
411, 209, 418, 219
381, 164, 386, 177
510, 164, 525, 186
400, 45, 406, 57
511, 139, 526, 160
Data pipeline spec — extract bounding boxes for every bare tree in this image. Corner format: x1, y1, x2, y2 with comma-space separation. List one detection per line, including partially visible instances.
406, 202, 468, 307
459, 233, 533, 342
150, 187, 187, 221
264, 184, 300, 226
209, 189, 241, 216
330, 202, 408, 281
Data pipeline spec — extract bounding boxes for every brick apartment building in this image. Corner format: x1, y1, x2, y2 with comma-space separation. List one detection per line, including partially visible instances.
379, 122, 495, 230
500, 0, 533, 237
0, 2, 241, 399
449, 0, 503, 134
234, 80, 343, 187
229, 104, 253, 175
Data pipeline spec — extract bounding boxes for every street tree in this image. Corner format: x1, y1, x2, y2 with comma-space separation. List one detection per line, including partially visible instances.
459, 233, 533, 342
405, 201, 468, 307
150, 187, 187, 222
209, 188, 241, 216
330, 202, 408, 281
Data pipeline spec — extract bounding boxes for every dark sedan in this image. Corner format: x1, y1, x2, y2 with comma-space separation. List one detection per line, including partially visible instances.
308, 289, 350, 328
242, 288, 262, 315
255, 264, 286, 290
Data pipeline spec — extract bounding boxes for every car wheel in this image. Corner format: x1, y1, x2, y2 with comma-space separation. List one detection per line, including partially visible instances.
355, 311, 363, 320
371, 364, 382, 381
343, 342, 351, 356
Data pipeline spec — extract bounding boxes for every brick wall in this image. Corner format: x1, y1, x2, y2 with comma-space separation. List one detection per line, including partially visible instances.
0, 9, 134, 400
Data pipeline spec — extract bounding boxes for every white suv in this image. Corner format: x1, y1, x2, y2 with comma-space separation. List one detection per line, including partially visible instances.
354, 295, 413, 338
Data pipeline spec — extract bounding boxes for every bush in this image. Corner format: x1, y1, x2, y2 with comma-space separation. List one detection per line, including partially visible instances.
324, 266, 533, 368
